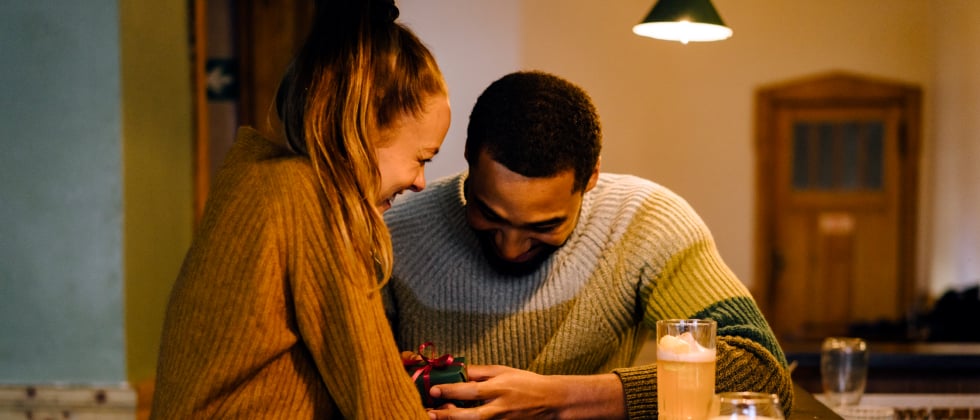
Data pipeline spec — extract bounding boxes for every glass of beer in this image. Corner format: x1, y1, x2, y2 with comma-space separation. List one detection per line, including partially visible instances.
657, 319, 717, 420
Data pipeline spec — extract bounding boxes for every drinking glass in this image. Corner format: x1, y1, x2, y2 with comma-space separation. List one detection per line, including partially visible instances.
820, 337, 869, 407
657, 319, 717, 420
709, 392, 785, 420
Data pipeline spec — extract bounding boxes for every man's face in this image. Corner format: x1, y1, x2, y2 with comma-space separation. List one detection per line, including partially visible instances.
464, 150, 596, 276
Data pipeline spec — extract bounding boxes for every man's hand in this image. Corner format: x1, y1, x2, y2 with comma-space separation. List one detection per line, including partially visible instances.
402, 351, 422, 363
426, 365, 626, 420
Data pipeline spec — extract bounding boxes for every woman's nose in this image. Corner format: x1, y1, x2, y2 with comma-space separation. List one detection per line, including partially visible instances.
409, 169, 426, 192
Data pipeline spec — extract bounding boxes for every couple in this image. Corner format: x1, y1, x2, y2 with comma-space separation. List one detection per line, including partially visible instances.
383, 72, 794, 419
151, 0, 793, 418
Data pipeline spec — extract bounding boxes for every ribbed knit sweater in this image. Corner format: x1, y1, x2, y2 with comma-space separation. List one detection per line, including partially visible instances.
152, 127, 429, 419
383, 172, 794, 419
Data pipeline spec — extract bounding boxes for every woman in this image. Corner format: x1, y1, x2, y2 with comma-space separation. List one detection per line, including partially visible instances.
151, 0, 449, 417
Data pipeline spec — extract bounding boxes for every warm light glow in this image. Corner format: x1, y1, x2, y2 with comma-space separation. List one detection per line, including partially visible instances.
632, 20, 733, 44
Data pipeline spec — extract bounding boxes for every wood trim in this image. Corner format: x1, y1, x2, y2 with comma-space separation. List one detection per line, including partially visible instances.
192, 0, 209, 225
235, 0, 255, 129
899, 87, 924, 315
752, 90, 776, 314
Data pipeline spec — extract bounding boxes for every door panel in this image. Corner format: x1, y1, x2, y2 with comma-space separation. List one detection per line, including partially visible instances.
772, 106, 902, 340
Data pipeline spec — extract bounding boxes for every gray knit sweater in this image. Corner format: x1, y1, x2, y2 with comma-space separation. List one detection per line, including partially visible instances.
383, 172, 793, 419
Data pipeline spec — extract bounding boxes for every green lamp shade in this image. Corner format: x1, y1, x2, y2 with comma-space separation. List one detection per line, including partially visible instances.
633, 0, 733, 44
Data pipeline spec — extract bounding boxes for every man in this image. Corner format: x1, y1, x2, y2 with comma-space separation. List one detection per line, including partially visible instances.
384, 70, 793, 419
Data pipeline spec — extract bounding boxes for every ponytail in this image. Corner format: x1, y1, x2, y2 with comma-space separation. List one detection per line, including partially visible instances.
274, 0, 446, 292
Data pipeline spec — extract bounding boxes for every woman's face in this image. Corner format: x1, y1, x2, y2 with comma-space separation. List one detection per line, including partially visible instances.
375, 95, 451, 212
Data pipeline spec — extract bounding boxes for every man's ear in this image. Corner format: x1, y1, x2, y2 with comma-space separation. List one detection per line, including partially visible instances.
584, 157, 601, 192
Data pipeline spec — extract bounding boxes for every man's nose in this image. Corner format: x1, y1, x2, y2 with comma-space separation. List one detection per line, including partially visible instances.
494, 229, 530, 261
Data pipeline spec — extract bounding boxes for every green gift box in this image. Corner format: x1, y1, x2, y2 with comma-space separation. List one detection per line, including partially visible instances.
405, 346, 477, 408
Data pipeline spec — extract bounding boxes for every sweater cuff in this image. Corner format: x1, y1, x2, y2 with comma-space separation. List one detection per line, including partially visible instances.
612, 364, 657, 419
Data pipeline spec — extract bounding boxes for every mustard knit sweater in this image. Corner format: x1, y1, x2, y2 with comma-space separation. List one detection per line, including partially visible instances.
152, 128, 428, 419
384, 173, 795, 419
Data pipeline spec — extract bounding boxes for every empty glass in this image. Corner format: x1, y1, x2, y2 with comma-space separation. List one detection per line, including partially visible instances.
709, 392, 785, 420
820, 337, 869, 407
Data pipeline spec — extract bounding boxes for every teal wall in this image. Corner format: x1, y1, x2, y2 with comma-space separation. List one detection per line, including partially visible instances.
0, 1, 125, 383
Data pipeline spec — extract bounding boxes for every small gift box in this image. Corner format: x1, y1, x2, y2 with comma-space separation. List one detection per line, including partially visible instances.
404, 342, 475, 408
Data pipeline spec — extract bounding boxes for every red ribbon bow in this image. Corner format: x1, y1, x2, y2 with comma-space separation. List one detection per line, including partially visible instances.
404, 342, 464, 407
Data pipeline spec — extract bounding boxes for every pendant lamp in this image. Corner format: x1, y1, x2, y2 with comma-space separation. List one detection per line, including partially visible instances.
632, 0, 732, 44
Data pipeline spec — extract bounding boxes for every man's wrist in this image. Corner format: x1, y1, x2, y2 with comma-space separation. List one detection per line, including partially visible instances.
556, 373, 626, 419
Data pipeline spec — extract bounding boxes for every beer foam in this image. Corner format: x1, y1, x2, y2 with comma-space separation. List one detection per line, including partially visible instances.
657, 332, 716, 362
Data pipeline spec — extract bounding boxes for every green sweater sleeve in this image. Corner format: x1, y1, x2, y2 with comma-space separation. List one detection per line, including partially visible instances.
617, 225, 794, 418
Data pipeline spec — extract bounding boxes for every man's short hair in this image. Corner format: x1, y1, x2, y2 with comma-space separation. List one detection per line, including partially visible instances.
465, 71, 602, 192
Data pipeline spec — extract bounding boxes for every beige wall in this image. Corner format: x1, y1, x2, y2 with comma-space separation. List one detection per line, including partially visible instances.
399, 0, 524, 179
121, 0, 194, 383
930, 2, 980, 295
526, 0, 933, 291
405, 0, 980, 298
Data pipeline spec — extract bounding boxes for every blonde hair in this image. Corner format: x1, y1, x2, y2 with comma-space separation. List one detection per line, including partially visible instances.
276, 0, 446, 292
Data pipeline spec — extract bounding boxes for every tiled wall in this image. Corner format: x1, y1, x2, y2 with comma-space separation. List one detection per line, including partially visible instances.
0, 384, 135, 420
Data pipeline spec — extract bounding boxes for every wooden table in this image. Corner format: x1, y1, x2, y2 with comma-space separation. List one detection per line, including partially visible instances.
790, 382, 843, 419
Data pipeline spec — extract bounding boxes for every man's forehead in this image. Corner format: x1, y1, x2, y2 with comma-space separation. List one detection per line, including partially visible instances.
468, 157, 578, 222
471, 150, 575, 188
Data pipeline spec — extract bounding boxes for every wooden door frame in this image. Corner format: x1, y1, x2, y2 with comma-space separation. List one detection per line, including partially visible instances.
191, 0, 209, 224
190, 0, 313, 225
236, 0, 313, 131
752, 70, 923, 321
